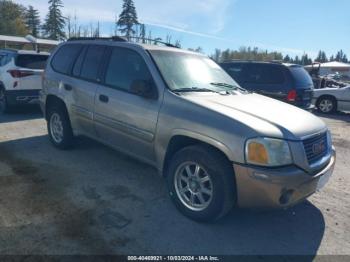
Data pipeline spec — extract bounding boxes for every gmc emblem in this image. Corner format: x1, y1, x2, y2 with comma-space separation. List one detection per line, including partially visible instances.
312, 140, 326, 155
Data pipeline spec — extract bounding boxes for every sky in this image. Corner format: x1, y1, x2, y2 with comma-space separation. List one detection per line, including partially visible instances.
16, 0, 350, 58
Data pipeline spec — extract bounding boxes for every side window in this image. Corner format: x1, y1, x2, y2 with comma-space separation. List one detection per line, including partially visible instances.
51, 44, 82, 74
0, 54, 12, 66
245, 64, 285, 85
72, 46, 87, 77
80, 45, 106, 81
104, 47, 153, 92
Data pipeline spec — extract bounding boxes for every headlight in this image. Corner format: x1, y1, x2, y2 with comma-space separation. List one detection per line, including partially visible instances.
245, 137, 293, 167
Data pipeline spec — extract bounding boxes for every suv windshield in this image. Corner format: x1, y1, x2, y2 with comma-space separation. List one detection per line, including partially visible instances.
149, 50, 241, 92
289, 66, 313, 88
15, 54, 49, 70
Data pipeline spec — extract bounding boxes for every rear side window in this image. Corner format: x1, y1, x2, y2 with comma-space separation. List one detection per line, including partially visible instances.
221, 63, 244, 83
80, 45, 106, 81
289, 66, 313, 88
104, 47, 152, 92
245, 64, 285, 85
15, 54, 49, 69
51, 44, 82, 74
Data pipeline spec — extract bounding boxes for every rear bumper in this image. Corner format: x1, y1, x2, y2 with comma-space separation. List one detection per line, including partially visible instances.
233, 148, 336, 208
5, 89, 41, 105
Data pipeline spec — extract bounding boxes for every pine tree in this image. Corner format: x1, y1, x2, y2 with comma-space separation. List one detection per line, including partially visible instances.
117, 0, 139, 40
42, 0, 66, 40
25, 5, 41, 37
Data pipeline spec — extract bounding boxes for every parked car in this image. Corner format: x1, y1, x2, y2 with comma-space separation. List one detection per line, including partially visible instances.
313, 85, 350, 113
220, 61, 314, 110
0, 49, 49, 113
40, 38, 336, 222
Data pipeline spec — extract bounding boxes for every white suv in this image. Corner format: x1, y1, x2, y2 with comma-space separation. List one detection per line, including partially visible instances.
0, 49, 49, 113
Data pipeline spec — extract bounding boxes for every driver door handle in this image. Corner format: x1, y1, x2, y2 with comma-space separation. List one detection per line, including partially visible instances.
99, 94, 109, 103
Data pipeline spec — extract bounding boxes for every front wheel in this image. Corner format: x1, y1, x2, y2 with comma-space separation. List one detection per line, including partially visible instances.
166, 145, 236, 222
47, 105, 74, 149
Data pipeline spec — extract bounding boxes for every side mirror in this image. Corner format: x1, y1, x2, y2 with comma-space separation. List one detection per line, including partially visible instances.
130, 80, 157, 99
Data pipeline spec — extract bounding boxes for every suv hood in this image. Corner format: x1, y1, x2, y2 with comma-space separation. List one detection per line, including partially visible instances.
184, 92, 327, 140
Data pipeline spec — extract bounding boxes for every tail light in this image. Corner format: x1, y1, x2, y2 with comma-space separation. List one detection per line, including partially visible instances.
7, 69, 35, 78
287, 89, 297, 102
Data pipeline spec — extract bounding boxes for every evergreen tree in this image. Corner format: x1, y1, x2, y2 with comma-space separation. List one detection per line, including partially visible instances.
283, 55, 291, 63
25, 5, 41, 37
42, 0, 66, 40
117, 0, 139, 40
315, 50, 328, 63
335, 50, 348, 63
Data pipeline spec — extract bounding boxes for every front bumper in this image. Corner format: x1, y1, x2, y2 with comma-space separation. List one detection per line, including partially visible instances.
233, 148, 336, 208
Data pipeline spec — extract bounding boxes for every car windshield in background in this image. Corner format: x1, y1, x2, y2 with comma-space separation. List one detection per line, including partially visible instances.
289, 66, 314, 88
149, 50, 242, 92
15, 54, 49, 70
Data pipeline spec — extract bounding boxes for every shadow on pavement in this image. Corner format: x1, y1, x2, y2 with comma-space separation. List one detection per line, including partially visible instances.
0, 134, 326, 257
314, 110, 350, 123
0, 106, 43, 124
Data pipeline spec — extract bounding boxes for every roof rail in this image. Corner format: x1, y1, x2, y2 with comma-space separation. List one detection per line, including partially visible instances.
128, 36, 179, 48
67, 36, 127, 42
66, 36, 180, 48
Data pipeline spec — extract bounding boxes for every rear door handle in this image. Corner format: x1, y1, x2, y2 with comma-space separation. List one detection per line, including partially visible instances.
64, 84, 73, 91
99, 94, 109, 103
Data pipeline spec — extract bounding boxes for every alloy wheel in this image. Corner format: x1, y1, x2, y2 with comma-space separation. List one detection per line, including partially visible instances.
319, 99, 334, 113
174, 162, 213, 211
50, 113, 64, 144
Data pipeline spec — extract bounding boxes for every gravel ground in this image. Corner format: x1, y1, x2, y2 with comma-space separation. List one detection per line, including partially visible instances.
0, 108, 349, 256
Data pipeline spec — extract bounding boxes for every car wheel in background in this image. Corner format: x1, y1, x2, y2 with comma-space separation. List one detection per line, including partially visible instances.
317, 96, 337, 114
47, 105, 74, 149
0, 88, 9, 113
166, 145, 236, 222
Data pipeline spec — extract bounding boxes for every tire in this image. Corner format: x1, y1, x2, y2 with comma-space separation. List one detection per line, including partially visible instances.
47, 104, 74, 149
0, 87, 10, 113
166, 145, 236, 222
317, 96, 337, 114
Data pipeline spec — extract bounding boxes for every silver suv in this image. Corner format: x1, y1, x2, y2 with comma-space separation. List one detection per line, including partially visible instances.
40, 38, 336, 222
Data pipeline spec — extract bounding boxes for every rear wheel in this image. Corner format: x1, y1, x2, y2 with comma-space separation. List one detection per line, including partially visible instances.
166, 145, 236, 222
0, 88, 9, 113
47, 105, 74, 149
317, 96, 337, 114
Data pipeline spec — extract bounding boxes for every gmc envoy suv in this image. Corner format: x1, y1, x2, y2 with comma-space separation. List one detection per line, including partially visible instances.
40, 38, 336, 222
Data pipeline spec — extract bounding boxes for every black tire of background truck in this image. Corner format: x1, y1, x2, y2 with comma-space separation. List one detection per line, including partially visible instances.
317, 96, 337, 114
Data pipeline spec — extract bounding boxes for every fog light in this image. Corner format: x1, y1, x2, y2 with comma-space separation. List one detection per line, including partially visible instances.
279, 189, 295, 205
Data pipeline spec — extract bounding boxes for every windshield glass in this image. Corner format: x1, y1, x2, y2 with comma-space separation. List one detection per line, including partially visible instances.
149, 50, 242, 92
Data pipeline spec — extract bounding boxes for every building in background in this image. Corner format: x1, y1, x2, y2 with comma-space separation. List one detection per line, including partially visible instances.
0, 35, 59, 52
305, 61, 350, 77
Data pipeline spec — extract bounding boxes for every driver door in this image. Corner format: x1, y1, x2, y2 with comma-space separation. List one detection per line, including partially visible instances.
94, 46, 161, 164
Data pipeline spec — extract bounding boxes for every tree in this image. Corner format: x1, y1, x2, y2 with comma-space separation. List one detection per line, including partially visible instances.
0, 0, 28, 36
315, 50, 328, 63
117, 0, 139, 40
335, 50, 348, 63
25, 5, 41, 37
301, 53, 312, 65
283, 55, 291, 63
42, 0, 66, 40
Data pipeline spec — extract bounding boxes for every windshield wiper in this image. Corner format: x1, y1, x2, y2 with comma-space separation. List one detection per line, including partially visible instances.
173, 87, 222, 94
210, 82, 250, 93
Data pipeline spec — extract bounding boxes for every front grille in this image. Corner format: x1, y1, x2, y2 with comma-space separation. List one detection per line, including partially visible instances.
303, 132, 328, 164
